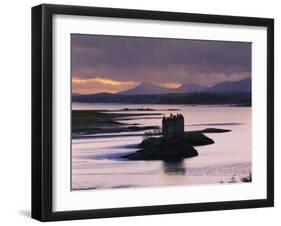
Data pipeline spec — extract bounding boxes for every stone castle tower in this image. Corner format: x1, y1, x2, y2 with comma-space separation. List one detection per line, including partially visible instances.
162, 114, 184, 141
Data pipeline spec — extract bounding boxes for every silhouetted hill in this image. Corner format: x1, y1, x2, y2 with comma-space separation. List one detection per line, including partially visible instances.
116, 78, 251, 95
177, 83, 206, 93
72, 78, 252, 105
73, 92, 251, 105
118, 82, 175, 95
205, 78, 251, 92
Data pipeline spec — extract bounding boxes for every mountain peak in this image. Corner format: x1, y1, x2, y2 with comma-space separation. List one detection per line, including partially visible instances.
177, 83, 206, 92
117, 78, 251, 95
118, 82, 172, 95
137, 82, 157, 88
205, 78, 251, 92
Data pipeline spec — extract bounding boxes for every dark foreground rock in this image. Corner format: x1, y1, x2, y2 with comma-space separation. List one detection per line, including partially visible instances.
122, 131, 215, 161
123, 143, 198, 161
182, 131, 215, 146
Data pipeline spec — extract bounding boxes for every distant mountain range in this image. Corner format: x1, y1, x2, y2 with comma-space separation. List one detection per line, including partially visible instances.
117, 78, 251, 95
72, 78, 251, 105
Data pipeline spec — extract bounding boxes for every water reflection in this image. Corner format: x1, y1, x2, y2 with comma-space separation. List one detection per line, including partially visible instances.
162, 160, 186, 175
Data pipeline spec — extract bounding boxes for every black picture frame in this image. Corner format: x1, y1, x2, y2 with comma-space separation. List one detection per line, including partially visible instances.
32, 3, 274, 222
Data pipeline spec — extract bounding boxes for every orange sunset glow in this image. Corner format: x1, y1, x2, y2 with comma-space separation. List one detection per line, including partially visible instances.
72, 76, 138, 86
72, 76, 186, 94
160, 82, 182, 89
72, 76, 139, 94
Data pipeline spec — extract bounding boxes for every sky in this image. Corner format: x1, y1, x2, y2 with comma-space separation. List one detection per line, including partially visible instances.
71, 34, 251, 94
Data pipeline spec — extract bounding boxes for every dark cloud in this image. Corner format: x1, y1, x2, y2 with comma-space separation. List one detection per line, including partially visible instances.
71, 34, 251, 87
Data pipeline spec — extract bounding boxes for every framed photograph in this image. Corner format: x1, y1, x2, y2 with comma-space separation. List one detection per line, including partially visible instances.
32, 4, 274, 221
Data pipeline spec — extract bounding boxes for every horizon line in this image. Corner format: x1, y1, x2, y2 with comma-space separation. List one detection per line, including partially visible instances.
72, 77, 251, 95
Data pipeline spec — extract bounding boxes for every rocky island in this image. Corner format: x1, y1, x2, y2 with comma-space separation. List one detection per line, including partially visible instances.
72, 110, 230, 161
122, 114, 230, 161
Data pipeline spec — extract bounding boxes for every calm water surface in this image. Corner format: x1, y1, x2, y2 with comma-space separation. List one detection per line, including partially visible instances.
72, 103, 251, 190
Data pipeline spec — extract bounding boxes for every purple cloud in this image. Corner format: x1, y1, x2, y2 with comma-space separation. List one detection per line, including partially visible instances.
71, 34, 251, 93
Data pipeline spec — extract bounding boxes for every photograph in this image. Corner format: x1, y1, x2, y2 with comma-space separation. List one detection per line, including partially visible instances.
31, 3, 274, 221
71, 34, 252, 190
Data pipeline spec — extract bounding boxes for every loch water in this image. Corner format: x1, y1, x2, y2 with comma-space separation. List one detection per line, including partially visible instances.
72, 103, 251, 190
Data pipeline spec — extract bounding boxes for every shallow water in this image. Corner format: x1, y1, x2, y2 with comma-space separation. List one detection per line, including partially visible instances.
72, 103, 251, 190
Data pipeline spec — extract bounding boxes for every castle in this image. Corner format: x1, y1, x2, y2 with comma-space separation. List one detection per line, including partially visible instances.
162, 114, 184, 141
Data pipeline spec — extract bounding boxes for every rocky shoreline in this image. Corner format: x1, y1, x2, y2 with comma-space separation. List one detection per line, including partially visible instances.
72, 110, 162, 135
